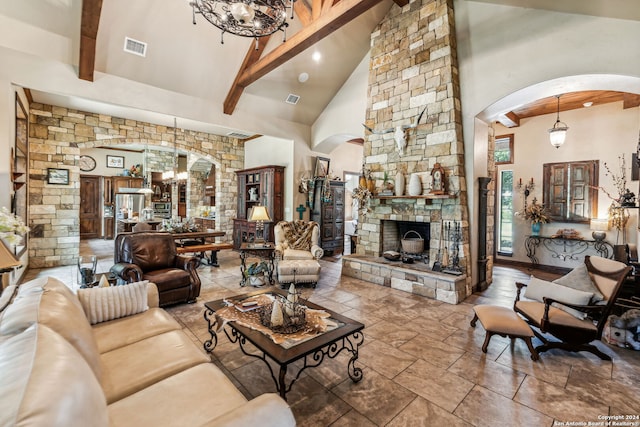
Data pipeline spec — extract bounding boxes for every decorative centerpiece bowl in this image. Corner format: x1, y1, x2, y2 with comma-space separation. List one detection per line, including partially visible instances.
259, 285, 306, 334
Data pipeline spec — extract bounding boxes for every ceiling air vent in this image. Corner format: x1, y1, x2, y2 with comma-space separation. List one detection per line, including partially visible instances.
123, 37, 147, 57
226, 131, 253, 139
285, 94, 300, 105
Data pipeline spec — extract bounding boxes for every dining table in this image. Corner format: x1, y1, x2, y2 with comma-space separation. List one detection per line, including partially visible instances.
172, 229, 229, 267
172, 230, 226, 243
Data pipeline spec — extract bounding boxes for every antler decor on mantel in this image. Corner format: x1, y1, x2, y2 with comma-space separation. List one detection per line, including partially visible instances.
363, 105, 433, 156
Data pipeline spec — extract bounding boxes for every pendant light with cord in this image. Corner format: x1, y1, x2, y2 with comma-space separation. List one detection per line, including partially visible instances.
548, 94, 569, 148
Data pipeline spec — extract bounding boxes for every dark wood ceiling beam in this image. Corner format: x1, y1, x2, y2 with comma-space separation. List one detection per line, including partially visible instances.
236, 0, 386, 89
497, 111, 520, 128
223, 36, 272, 115
392, 0, 409, 6
224, 0, 317, 115
623, 93, 640, 109
79, 0, 103, 81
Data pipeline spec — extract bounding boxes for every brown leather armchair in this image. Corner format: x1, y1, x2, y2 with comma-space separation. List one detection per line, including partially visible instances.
110, 232, 201, 306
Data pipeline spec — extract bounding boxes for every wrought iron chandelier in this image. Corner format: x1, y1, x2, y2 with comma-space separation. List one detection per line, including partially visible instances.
548, 94, 569, 148
190, 0, 296, 48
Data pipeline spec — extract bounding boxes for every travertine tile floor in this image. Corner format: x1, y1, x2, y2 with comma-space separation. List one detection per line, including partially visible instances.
23, 240, 640, 426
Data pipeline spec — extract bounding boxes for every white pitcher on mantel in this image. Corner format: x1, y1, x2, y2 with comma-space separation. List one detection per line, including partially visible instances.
408, 173, 422, 196
395, 172, 405, 196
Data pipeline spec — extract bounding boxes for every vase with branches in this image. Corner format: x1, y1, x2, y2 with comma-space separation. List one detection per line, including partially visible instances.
517, 198, 550, 225
592, 154, 636, 243
608, 202, 630, 244
516, 198, 550, 236
597, 155, 636, 206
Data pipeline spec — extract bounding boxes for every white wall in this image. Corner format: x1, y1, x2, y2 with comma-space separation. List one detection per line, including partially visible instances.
80, 148, 143, 177
311, 52, 370, 152
495, 101, 640, 268
0, 35, 312, 147
327, 143, 363, 179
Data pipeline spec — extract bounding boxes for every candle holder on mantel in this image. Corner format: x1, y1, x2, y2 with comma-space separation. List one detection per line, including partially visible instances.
517, 177, 535, 208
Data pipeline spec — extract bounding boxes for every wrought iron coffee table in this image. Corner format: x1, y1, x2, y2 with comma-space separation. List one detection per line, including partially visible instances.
203, 289, 364, 400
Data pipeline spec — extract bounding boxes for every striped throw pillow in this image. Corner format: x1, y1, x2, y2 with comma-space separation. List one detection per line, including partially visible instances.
78, 281, 149, 325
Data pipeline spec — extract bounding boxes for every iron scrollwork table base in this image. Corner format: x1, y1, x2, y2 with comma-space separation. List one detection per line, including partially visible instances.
239, 243, 275, 286
203, 289, 364, 401
525, 235, 613, 264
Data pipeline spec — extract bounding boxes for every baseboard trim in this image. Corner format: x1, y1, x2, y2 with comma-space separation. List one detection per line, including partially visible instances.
493, 258, 571, 275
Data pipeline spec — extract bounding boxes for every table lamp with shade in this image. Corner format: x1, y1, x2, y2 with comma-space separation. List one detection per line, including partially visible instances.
590, 218, 609, 241
0, 241, 21, 288
249, 205, 271, 243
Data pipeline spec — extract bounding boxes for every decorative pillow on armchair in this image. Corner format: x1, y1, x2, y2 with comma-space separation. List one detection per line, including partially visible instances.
553, 264, 604, 302
78, 281, 149, 325
525, 276, 594, 320
281, 221, 315, 251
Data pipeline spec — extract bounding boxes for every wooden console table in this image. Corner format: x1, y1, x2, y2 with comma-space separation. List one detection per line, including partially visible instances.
525, 235, 613, 264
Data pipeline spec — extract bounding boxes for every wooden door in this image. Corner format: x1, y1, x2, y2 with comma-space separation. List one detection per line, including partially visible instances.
103, 177, 113, 205
80, 175, 101, 239
112, 176, 131, 193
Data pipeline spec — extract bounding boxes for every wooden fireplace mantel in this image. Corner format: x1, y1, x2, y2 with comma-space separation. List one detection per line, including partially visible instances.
374, 194, 456, 200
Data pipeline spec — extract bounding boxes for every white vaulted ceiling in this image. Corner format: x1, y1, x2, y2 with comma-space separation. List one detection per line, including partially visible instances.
0, 0, 393, 138
0, 0, 638, 138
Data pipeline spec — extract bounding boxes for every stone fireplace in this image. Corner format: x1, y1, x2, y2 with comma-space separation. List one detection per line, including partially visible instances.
382, 220, 430, 256
341, 0, 471, 304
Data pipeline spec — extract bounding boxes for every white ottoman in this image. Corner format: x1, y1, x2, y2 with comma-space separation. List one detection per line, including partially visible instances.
277, 259, 321, 288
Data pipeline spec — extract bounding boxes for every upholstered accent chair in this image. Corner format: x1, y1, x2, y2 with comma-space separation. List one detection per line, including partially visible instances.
274, 220, 323, 261
274, 220, 323, 286
514, 255, 631, 360
111, 232, 201, 306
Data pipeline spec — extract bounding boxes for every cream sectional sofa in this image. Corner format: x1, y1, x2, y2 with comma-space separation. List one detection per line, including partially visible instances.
0, 277, 296, 427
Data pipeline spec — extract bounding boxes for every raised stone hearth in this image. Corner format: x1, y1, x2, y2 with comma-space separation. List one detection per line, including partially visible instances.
342, 255, 467, 304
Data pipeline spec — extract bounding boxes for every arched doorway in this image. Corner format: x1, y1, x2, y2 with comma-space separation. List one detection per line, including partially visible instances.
473, 75, 640, 283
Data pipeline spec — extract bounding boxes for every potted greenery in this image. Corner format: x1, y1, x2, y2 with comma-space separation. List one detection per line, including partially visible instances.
519, 198, 550, 236
244, 261, 269, 286
381, 171, 394, 191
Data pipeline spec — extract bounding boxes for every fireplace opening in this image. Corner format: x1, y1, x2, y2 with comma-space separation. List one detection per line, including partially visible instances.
382, 220, 430, 257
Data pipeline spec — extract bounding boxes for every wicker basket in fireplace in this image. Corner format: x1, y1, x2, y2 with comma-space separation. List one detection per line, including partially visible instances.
401, 230, 424, 254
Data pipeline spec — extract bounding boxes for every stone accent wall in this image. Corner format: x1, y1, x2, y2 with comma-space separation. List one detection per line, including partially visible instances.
353, 0, 472, 300
147, 149, 176, 175
28, 103, 243, 268
188, 170, 208, 216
